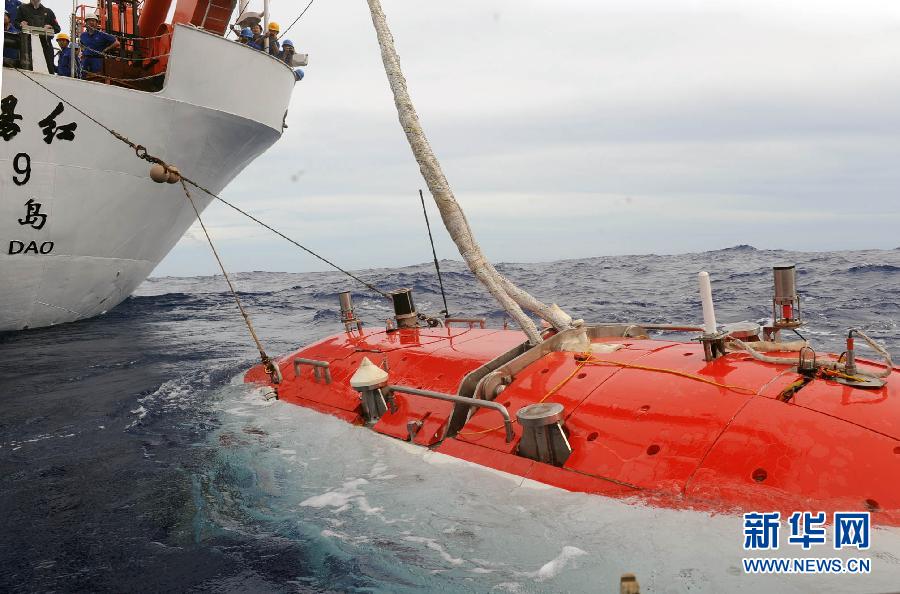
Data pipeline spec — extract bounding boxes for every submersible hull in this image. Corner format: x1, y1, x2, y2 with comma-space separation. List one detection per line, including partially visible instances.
246, 324, 900, 526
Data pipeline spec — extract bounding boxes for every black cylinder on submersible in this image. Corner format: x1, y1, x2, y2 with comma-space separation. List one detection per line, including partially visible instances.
390, 288, 418, 328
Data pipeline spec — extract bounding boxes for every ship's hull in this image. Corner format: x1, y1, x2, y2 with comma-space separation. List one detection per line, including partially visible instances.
1, 25, 296, 331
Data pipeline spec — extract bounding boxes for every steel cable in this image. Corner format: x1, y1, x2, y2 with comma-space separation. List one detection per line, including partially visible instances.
278, 0, 317, 40
14, 67, 390, 299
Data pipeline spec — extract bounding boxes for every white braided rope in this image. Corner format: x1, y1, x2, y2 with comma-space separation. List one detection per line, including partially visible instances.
366, 0, 574, 343
851, 328, 893, 378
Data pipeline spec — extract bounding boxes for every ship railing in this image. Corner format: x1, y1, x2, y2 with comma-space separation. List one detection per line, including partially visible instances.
4, 23, 173, 91
75, 1, 141, 56
293, 358, 332, 384
3, 29, 25, 69
445, 317, 487, 329
199, 1, 237, 30
74, 1, 174, 92
3, 27, 48, 73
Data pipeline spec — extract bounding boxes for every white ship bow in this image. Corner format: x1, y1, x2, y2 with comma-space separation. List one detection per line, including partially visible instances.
1, 25, 296, 331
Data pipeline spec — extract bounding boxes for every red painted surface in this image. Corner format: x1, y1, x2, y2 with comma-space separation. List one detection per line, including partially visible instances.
245, 328, 900, 525
172, 0, 232, 34
138, 0, 173, 37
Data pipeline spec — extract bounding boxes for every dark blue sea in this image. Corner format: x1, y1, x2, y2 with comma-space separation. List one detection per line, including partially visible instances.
2, 246, 899, 593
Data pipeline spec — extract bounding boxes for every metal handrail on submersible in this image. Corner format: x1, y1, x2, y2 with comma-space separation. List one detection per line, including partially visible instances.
385, 385, 514, 442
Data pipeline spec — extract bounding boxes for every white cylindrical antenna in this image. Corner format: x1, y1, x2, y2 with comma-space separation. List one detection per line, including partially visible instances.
70, 0, 77, 78
263, 0, 270, 52
698, 271, 717, 335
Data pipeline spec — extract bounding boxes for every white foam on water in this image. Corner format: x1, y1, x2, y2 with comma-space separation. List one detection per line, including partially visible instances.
300, 477, 386, 518
202, 380, 900, 593
129, 375, 210, 427
300, 479, 366, 510
223, 406, 255, 417
369, 462, 389, 476
320, 529, 371, 544
403, 536, 466, 566
492, 582, 523, 592
126, 405, 148, 428
1, 431, 79, 451
529, 546, 588, 581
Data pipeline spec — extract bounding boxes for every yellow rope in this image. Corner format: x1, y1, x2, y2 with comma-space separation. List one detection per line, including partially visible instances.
583, 358, 758, 395
821, 368, 868, 382
777, 378, 808, 402
539, 359, 590, 403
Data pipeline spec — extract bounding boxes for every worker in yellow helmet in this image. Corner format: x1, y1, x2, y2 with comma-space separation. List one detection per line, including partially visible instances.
263, 21, 280, 56
55, 31, 81, 77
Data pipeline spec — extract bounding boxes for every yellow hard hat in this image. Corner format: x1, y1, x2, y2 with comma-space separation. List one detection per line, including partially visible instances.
56, 33, 70, 41
268, 21, 280, 32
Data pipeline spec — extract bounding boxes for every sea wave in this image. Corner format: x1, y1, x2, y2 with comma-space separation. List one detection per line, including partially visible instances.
3, 247, 899, 592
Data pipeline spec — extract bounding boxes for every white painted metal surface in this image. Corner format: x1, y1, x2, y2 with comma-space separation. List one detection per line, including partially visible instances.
0, 25, 297, 331
698, 271, 717, 335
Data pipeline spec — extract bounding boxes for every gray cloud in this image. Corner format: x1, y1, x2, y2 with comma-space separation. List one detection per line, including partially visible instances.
35, 0, 900, 275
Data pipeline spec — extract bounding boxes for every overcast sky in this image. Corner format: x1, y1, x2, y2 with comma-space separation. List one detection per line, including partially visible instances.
32, 0, 900, 276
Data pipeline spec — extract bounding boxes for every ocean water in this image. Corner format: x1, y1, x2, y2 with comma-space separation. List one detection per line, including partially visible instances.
1, 246, 899, 593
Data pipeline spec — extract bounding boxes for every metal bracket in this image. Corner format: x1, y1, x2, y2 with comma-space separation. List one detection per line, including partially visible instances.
293, 358, 332, 384
445, 317, 486, 329
407, 419, 424, 441
386, 385, 514, 442
696, 330, 729, 361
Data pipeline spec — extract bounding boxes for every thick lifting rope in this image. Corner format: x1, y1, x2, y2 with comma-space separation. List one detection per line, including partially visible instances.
366, 0, 575, 344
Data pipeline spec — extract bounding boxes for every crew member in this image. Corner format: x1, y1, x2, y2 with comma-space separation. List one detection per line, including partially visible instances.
238, 27, 260, 50
16, 0, 59, 72
278, 39, 304, 81
249, 22, 262, 48
79, 11, 117, 75
5, 0, 20, 21
277, 39, 293, 63
3, 9, 19, 64
263, 21, 279, 55
55, 32, 79, 77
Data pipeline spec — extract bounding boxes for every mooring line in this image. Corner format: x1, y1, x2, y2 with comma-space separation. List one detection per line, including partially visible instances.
418, 189, 449, 317
13, 67, 390, 299
279, 0, 317, 40
178, 178, 277, 377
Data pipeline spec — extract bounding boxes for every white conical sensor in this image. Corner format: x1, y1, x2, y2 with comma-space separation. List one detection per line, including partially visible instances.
350, 357, 389, 390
